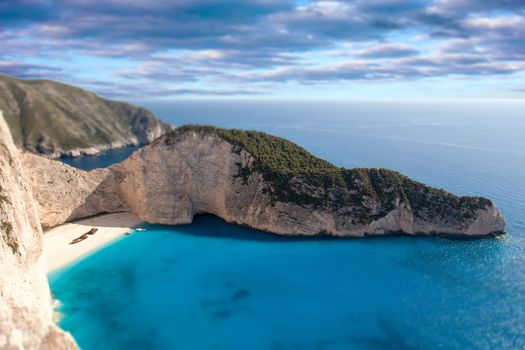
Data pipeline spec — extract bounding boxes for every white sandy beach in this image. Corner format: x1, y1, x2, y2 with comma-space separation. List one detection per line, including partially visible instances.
43, 212, 143, 272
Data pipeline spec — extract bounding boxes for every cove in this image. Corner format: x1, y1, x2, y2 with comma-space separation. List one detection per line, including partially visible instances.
49, 215, 523, 350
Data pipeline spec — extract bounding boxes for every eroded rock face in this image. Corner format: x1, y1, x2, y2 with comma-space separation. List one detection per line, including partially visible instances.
114, 131, 505, 236
0, 112, 77, 349
24, 129, 505, 237
21, 153, 128, 228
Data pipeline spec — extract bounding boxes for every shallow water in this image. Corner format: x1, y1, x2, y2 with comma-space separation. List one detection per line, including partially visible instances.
51, 101, 525, 349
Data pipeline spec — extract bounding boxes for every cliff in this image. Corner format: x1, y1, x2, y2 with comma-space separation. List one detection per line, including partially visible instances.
0, 74, 172, 158
24, 126, 505, 237
0, 112, 77, 349
21, 153, 128, 228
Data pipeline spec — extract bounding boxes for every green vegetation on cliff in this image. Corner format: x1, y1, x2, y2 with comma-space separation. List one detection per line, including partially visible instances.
0, 74, 172, 156
167, 125, 492, 222
173, 125, 336, 173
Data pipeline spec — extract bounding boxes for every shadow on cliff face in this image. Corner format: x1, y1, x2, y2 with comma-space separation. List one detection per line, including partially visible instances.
64, 212, 136, 228
65, 166, 130, 227
144, 214, 352, 243
140, 214, 431, 244
146, 214, 496, 243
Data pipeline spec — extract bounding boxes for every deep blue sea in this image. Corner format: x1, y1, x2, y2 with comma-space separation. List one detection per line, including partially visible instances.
60, 145, 142, 170
49, 101, 525, 349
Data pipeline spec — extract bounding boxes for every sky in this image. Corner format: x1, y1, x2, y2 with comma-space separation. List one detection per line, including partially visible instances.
1, 0, 524, 100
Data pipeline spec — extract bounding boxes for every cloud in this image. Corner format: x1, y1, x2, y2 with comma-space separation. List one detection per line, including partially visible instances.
425, 0, 525, 16
356, 43, 418, 58
236, 52, 524, 83
0, 0, 524, 97
93, 84, 263, 99
0, 61, 64, 79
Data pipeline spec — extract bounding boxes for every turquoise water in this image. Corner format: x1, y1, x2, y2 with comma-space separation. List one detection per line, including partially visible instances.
51, 101, 525, 349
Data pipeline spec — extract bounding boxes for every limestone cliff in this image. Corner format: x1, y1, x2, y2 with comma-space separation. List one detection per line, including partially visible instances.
0, 112, 77, 349
21, 153, 128, 229
24, 126, 505, 237
0, 74, 172, 158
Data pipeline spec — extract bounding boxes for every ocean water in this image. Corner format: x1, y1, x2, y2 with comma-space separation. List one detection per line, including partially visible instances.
50, 101, 525, 349
60, 145, 142, 171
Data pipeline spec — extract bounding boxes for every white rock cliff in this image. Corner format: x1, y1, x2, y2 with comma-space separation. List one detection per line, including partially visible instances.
24, 129, 505, 237
0, 112, 77, 349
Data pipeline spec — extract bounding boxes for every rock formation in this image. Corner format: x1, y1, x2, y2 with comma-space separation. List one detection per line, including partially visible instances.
24, 126, 505, 237
0, 112, 77, 349
21, 152, 127, 228
0, 74, 172, 158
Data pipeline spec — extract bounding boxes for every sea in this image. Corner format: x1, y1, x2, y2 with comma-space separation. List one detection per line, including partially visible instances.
51, 100, 525, 350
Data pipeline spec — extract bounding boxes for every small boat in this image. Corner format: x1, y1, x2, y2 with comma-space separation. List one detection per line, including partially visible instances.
69, 227, 98, 244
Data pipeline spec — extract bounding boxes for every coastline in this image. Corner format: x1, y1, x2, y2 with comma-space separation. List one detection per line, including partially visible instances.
43, 212, 143, 273
46, 139, 140, 159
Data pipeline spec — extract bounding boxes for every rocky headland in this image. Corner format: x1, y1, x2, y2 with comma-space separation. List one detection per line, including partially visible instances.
0, 74, 172, 158
24, 125, 506, 237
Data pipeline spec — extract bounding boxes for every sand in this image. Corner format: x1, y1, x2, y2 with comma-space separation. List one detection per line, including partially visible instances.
43, 212, 143, 273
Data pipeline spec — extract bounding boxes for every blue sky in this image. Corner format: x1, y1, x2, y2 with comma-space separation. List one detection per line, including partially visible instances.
1, 0, 524, 100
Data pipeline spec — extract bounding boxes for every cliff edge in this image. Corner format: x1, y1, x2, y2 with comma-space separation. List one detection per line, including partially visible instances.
0, 112, 77, 349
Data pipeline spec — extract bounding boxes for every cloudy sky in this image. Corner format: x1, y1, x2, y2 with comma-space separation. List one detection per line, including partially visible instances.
1, 0, 524, 99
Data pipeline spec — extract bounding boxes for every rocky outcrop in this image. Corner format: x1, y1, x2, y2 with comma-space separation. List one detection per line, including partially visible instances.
115, 129, 505, 236
21, 152, 128, 228
23, 126, 505, 237
0, 112, 77, 349
0, 74, 172, 158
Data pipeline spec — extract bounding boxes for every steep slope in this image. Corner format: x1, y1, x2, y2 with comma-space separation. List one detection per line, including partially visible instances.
0, 112, 77, 349
21, 152, 128, 228
0, 74, 172, 157
24, 126, 505, 237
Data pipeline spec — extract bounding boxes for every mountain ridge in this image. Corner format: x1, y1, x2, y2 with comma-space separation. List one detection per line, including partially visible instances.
0, 74, 172, 158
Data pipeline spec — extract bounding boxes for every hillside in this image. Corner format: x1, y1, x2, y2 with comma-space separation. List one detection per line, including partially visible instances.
0, 74, 172, 157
